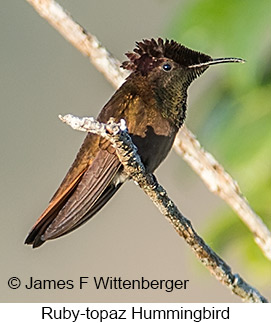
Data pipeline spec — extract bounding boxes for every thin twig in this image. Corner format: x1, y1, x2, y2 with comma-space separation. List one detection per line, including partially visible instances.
59, 113, 268, 303
26, 0, 271, 259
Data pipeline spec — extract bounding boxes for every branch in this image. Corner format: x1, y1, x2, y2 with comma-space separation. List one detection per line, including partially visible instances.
26, 0, 128, 88
175, 128, 271, 258
59, 114, 268, 303
26, 0, 271, 258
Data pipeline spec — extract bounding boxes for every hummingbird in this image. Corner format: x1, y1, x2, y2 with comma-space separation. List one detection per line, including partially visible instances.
25, 38, 244, 248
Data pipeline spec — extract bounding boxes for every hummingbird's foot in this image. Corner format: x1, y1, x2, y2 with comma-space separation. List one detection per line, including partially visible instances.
146, 173, 158, 189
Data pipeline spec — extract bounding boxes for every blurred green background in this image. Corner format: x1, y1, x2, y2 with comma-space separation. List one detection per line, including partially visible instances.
168, 0, 271, 284
1, 0, 270, 302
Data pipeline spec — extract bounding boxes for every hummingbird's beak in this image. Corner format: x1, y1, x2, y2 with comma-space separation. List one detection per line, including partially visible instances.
188, 57, 246, 69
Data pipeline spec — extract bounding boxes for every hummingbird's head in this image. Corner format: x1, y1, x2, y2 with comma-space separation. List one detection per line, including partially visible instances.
121, 38, 244, 128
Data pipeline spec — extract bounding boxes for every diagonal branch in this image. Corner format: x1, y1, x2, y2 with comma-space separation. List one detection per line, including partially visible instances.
59, 113, 268, 303
175, 128, 271, 259
26, 0, 271, 259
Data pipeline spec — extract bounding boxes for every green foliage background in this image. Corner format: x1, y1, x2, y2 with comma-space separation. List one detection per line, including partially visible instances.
168, 0, 271, 284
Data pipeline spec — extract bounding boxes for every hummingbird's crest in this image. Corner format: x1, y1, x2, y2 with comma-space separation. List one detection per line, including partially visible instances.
121, 38, 212, 76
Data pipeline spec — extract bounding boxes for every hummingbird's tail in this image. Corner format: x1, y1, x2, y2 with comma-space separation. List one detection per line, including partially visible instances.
25, 150, 122, 248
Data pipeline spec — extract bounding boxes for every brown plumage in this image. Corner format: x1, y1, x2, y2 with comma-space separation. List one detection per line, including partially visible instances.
25, 38, 244, 248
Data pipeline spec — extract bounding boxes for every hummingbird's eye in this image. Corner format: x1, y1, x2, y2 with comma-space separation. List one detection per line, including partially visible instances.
162, 63, 172, 71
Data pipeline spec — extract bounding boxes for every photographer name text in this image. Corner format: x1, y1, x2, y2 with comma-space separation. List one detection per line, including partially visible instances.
9, 276, 189, 293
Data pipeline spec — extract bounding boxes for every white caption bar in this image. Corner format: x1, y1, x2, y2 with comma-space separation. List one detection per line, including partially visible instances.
1, 303, 270, 322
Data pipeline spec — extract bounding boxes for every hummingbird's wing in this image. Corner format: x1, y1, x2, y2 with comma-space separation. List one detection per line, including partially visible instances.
42, 149, 122, 241
25, 84, 146, 248
25, 136, 122, 248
